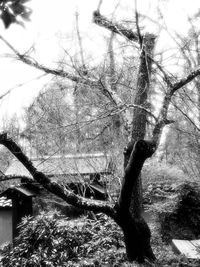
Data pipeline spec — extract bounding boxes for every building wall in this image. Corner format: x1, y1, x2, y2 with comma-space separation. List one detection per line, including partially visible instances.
0, 209, 12, 246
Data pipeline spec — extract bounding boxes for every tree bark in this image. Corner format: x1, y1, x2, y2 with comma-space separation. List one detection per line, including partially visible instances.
114, 140, 156, 262
130, 35, 155, 217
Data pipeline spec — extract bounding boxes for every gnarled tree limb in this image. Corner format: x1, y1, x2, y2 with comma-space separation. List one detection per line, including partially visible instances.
114, 140, 156, 263
0, 133, 115, 218
93, 11, 139, 42
117, 140, 156, 213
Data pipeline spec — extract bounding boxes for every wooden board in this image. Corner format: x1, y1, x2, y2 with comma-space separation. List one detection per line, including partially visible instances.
172, 239, 200, 259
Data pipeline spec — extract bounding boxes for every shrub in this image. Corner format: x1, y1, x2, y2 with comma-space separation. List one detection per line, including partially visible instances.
142, 160, 187, 187
2, 209, 200, 266
1, 211, 92, 266
1, 211, 125, 267
159, 182, 200, 243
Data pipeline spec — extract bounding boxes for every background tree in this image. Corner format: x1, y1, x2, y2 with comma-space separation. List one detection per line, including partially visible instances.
159, 10, 200, 179
22, 82, 76, 156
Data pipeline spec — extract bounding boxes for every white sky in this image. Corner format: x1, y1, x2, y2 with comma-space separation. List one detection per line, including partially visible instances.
0, 0, 200, 125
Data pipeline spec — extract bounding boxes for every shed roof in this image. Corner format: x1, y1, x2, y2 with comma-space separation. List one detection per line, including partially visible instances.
5, 153, 112, 181
0, 185, 36, 199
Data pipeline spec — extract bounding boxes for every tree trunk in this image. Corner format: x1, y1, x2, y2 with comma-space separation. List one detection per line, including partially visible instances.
130, 35, 155, 217
115, 140, 156, 262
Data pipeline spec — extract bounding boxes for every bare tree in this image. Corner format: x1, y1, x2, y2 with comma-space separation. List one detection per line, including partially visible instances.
2, 3, 200, 264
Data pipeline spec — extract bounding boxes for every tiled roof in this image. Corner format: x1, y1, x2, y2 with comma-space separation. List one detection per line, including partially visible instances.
0, 197, 12, 208
5, 153, 112, 181
0, 185, 36, 199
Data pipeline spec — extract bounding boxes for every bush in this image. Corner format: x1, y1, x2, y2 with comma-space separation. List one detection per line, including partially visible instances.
1, 211, 125, 267
142, 160, 187, 188
2, 209, 200, 266
159, 182, 200, 242
1, 211, 90, 266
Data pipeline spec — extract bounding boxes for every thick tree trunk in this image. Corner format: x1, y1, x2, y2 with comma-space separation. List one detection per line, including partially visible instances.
130, 35, 155, 217
115, 140, 156, 262
117, 214, 155, 262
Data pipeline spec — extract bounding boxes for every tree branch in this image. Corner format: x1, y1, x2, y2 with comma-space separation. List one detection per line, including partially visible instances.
0, 35, 133, 132
0, 35, 97, 86
134, 0, 143, 48
0, 175, 30, 182
0, 74, 47, 101
151, 58, 174, 88
92, 11, 200, 147
171, 67, 200, 93
0, 133, 114, 218
93, 11, 155, 44
172, 101, 200, 132
93, 11, 139, 42
122, 104, 158, 122
152, 63, 200, 144
75, 11, 87, 72
93, 10, 177, 102
96, 0, 104, 12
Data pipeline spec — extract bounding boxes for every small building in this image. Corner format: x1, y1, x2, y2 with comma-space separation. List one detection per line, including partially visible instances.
0, 186, 36, 246
5, 153, 114, 200
0, 154, 114, 245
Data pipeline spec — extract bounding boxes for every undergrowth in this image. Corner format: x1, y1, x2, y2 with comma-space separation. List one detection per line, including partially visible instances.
1, 206, 200, 266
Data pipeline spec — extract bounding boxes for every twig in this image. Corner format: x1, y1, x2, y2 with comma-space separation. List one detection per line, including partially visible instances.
97, 0, 104, 12
134, 0, 143, 48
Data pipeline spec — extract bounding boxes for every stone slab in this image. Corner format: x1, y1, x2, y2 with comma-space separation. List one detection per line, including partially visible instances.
172, 239, 200, 259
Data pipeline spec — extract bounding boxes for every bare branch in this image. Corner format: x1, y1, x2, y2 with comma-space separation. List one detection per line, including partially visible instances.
122, 104, 158, 122
97, 0, 104, 12
0, 34, 135, 134
0, 90, 11, 100
0, 74, 47, 101
0, 133, 115, 217
93, 11, 139, 42
75, 11, 87, 72
0, 35, 96, 86
152, 64, 200, 144
107, 32, 117, 91
172, 101, 200, 132
0, 175, 30, 182
171, 67, 200, 93
134, 0, 143, 48
152, 90, 173, 144
0, 36, 127, 112
92, 11, 200, 102
93, 11, 156, 44
152, 58, 174, 88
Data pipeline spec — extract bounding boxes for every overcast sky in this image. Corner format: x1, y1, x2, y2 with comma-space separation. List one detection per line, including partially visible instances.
0, 0, 200, 125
